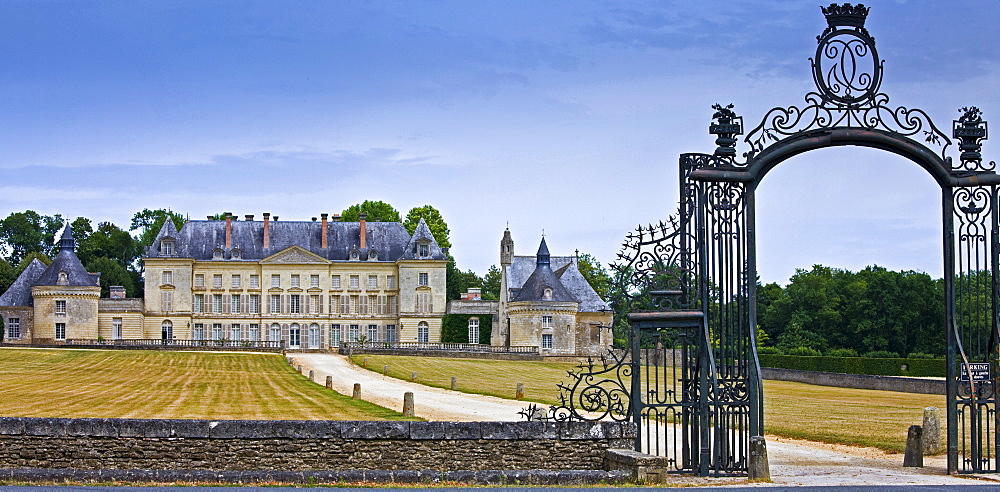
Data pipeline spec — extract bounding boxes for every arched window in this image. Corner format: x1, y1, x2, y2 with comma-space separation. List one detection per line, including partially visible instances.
368, 249, 378, 260
57, 271, 68, 285
309, 323, 320, 348
417, 321, 429, 343
212, 248, 224, 260
288, 323, 301, 347
161, 320, 173, 341
543, 288, 553, 300
269, 323, 281, 342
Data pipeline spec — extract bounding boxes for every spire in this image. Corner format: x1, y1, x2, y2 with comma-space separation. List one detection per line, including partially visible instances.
536, 237, 550, 268
500, 227, 514, 266
58, 222, 75, 252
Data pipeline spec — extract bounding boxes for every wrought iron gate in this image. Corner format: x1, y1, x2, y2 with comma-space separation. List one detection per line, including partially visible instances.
534, 3, 998, 477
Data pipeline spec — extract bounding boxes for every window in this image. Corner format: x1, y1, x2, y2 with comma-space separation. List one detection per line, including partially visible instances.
339, 295, 350, 314
349, 324, 360, 342
309, 324, 320, 348
193, 294, 204, 313
271, 274, 280, 287
468, 317, 480, 344
387, 275, 397, 289
212, 323, 223, 340
289, 324, 300, 347
543, 288, 553, 300
385, 324, 396, 343
55, 323, 66, 340
310, 295, 321, 314
193, 323, 205, 340
213, 248, 223, 260
542, 333, 553, 349
331, 275, 341, 289
269, 323, 281, 342
7, 318, 20, 339
194, 274, 205, 287
418, 242, 429, 257
249, 294, 261, 314
416, 292, 432, 313
249, 324, 260, 341
270, 295, 281, 314
212, 294, 223, 313
230, 324, 241, 341
213, 274, 223, 288
55, 300, 67, 315
310, 275, 320, 288
249, 275, 260, 288
330, 324, 342, 345
388, 295, 398, 315
161, 240, 174, 255
161, 292, 172, 312
367, 324, 378, 342
368, 275, 378, 290
111, 318, 122, 339
358, 295, 368, 315
231, 275, 241, 288
162, 320, 173, 339
231, 249, 242, 259
162, 270, 173, 285
350, 275, 360, 289
291, 275, 300, 288
376, 295, 388, 315
231, 294, 241, 313
289, 295, 301, 314
368, 250, 378, 260
542, 315, 553, 328
419, 273, 428, 286
417, 322, 429, 343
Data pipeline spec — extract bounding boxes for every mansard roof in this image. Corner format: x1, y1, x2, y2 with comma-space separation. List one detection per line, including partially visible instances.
34, 223, 100, 287
0, 259, 47, 306
146, 217, 426, 262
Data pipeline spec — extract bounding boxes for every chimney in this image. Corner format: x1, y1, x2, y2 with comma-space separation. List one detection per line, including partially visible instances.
321, 213, 329, 249
225, 213, 233, 249
263, 213, 270, 249
359, 213, 367, 250
273, 216, 278, 221
207, 216, 214, 220
333, 214, 341, 222
109, 286, 126, 299
245, 215, 254, 221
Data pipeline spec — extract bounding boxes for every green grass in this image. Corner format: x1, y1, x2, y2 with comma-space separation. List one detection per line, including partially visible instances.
350, 354, 945, 453
0, 348, 417, 420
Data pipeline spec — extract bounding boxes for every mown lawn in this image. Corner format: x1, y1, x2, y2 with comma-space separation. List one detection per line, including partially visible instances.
0, 348, 416, 420
351, 354, 944, 453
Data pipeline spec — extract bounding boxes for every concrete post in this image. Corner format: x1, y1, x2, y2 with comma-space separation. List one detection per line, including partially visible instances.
308, 369, 314, 381
748, 436, 770, 480
402, 392, 415, 417
923, 406, 943, 455
362, 357, 369, 368
516, 382, 525, 400
352, 383, 361, 399
325, 376, 333, 389
297, 365, 302, 374
383, 364, 389, 375
904, 425, 924, 467
451, 376, 457, 390
411, 371, 417, 382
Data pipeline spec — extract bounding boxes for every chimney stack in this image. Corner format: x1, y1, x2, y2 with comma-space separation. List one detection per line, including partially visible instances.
321, 213, 329, 249
225, 213, 233, 249
333, 214, 341, 222
263, 213, 271, 249
109, 286, 126, 299
359, 213, 367, 250
245, 215, 254, 221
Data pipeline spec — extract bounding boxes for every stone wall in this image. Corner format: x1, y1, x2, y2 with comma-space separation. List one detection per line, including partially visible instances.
0, 418, 633, 476
761, 367, 945, 395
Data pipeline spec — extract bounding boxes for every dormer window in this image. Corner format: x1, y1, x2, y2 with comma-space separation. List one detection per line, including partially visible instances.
368, 249, 378, 261
349, 249, 360, 261
57, 272, 68, 285
417, 241, 430, 257
212, 248, 224, 260
543, 288, 553, 300
231, 248, 242, 260
161, 240, 175, 256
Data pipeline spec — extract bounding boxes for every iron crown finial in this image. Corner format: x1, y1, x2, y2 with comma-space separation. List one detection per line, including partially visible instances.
821, 3, 870, 28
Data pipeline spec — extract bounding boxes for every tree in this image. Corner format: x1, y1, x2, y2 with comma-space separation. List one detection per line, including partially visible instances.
16, 252, 51, 272
0, 259, 16, 294
577, 253, 612, 300
0, 211, 64, 264
85, 257, 137, 298
70, 217, 93, 244
446, 259, 483, 300
78, 222, 140, 268
482, 265, 502, 300
130, 209, 185, 248
340, 201, 401, 223
403, 205, 451, 249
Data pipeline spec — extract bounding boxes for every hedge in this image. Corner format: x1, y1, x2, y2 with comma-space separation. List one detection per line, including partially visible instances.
440, 313, 493, 344
758, 354, 946, 377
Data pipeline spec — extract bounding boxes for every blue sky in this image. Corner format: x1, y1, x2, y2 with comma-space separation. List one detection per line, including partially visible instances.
0, 1, 997, 283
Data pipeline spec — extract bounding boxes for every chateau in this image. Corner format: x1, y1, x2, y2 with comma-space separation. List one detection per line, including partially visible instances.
0, 213, 449, 347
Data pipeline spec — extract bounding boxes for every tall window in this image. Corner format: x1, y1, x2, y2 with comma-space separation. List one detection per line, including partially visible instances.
310, 295, 321, 313
542, 333, 553, 349
288, 324, 301, 347
340, 295, 350, 314
194, 274, 205, 287
270, 295, 281, 314
212, 323, 223, 340
162, 270, 173, 285
416, 292, 432, 313
376, 295, 387, 315
291, 275, 300, 288
417, 322, 429, 343
231, 294, 241, 313
213, 274, 223, 288
55, 300, 67, 315
358, 295, 368, 315
309, 324, 320, 348
330, 324, 342, 346
271, 274, 280, 287
541, 316, 553, 328
418, 243, 429, 257
249, 324, 260, 341
55, 323, 66, 340
249, 294, 260, 314
289, 295, 301, 314
212, 294, 223, 313
193, 323, 205, 340
310, 275, 320, 288
162, 320, 173, 340
350, 275, 360, 289
349, 324, 360, 342
385, 324, 396, 343
269, 323, 281, 342
418, 273, 428, 286
388, 295, 398, 315
230, 324, 242, 341
468, 317, 480, 344
367, 324, 378, 342
193, 294, 204, 313
387, 275, 397, 289
231, 275, 241, 288
161, 240, 174, 255
368, 275, 378, 290
6, 318, 19, 339
112, 318, 123, 340
331, 275, 341, 289
161, 292, 172, 312
249, 275, 260, 288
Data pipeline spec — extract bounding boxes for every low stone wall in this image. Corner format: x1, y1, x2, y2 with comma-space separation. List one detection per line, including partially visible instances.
0, 418, 634, 483
339, 347, 544, 361
761, 367, 945, 395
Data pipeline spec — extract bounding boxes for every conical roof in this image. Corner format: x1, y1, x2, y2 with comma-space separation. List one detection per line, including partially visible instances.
512, 237, 574, 303
34, 223, 100, 287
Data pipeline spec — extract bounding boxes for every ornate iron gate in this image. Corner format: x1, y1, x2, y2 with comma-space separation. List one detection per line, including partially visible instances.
534, 3, 997, 476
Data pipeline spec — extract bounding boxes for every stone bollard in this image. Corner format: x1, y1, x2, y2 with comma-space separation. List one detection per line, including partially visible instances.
308, 369, 314, 381
411, 371, 417, 382
352, 383, 361, 399
288, 357, 295, 366
904, 425, 923, 467
383, 364, 389, 375
749, 436, 770, 480
297, 365, 303, 374
362, 357, 369, 368
325, 376, 333, 389
516, 382, 525, 400
402, 392, 415, 417
451, 376, 457, 390
923, 406, 942, 455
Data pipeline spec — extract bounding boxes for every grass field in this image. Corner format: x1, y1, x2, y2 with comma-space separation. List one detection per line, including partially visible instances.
350, 354, 945, 453
0, 348, 416, 420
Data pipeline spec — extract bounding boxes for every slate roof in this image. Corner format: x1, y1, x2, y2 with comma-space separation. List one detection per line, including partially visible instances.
0, 259, 46, 307
34, 224, 100, 287
506, 238, 611, 312
146, 217, 446, 262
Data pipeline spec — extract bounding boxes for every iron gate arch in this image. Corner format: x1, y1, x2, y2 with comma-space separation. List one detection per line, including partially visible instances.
535, 3, 997, 477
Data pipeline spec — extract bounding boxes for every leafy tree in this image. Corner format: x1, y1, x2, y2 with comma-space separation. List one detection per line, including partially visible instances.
340, 201, 401, 223
130, 209, 185, 248
16, 252, 51, 272
85, 257, 137, 298
577, 253, 612, 300
446, 259, 484, 300
403, 205, 451, 249
70, 217, 93, 243
0, 259, 16, 294
481, 265, 502, 300
78, 222, 140, 268
0, 211, 64, 264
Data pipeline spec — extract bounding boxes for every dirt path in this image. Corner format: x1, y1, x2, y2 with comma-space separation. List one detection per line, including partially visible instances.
291, 353, 997, 486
